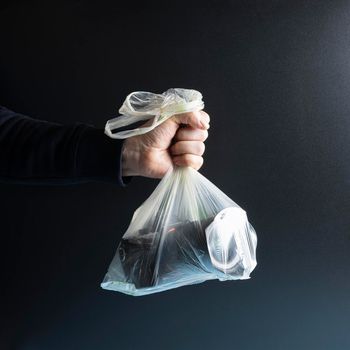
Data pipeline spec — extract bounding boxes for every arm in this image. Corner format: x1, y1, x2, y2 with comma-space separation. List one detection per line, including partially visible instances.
0, 106, 131, 185
0, 105, 210, 185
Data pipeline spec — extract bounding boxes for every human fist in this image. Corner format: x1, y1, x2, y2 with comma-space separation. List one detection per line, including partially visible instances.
121, 110, 210, 178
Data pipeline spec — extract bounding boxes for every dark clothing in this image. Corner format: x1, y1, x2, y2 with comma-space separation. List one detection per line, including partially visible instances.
0, 106, 131, 185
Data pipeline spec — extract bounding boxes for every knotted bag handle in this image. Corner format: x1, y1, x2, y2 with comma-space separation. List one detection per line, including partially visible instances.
104, 88, 204, 139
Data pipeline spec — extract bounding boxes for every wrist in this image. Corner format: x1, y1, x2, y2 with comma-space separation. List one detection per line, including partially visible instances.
122, 138, 141, 177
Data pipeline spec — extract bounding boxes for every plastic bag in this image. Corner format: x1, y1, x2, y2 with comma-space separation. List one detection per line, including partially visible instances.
101, 88, 257, 296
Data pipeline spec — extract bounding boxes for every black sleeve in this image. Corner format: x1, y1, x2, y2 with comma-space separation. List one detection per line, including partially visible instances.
0, 105, 132, 186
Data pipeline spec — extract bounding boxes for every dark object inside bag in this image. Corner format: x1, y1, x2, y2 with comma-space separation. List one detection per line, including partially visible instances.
118, 218, 215, 289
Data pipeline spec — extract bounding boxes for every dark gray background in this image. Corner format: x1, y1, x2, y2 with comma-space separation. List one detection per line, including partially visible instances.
1, 1, 349, 349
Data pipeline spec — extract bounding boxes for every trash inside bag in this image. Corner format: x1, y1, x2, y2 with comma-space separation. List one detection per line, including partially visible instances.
101, 88, 257, 296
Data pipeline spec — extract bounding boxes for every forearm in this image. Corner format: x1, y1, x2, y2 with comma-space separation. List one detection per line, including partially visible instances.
0, 106, 131, 185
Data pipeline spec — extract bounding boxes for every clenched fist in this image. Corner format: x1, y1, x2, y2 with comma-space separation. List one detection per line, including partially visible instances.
121, 110, 210, 178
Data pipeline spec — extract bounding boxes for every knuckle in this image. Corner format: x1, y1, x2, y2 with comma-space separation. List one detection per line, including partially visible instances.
201, 110, 210, 123
201, 129, 209, 141
195, 157, 204, 170
174, 112, 191, 125
195, 142, 205, 155
184, 154, 193, 165
188, 112, 196, 125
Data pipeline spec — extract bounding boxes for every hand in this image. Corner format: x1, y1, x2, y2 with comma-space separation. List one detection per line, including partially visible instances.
121, 110, 210, 178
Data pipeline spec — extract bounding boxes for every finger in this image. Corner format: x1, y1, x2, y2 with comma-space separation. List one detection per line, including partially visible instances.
172, 110, 210, 130
172, 154, 204, 170
200, 110, 210, 124
175, 127, 208, 142
170, 141, 205, 156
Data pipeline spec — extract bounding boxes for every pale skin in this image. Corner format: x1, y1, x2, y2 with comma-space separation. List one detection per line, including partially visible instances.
121, 110, 210, 178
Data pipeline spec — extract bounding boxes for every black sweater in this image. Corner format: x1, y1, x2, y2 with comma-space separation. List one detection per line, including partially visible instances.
0, 106, 131, 185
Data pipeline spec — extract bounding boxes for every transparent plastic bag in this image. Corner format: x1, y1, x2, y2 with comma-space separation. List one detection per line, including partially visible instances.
101, 88, 257, 296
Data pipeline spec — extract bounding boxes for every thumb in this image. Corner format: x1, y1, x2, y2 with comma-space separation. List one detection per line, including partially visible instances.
172, 110, 210, 130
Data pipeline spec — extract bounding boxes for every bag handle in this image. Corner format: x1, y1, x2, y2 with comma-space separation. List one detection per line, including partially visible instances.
104, 88, 204, 139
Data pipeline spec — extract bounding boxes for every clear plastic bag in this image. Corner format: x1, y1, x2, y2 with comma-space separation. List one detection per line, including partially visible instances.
101, 88, 257, 296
